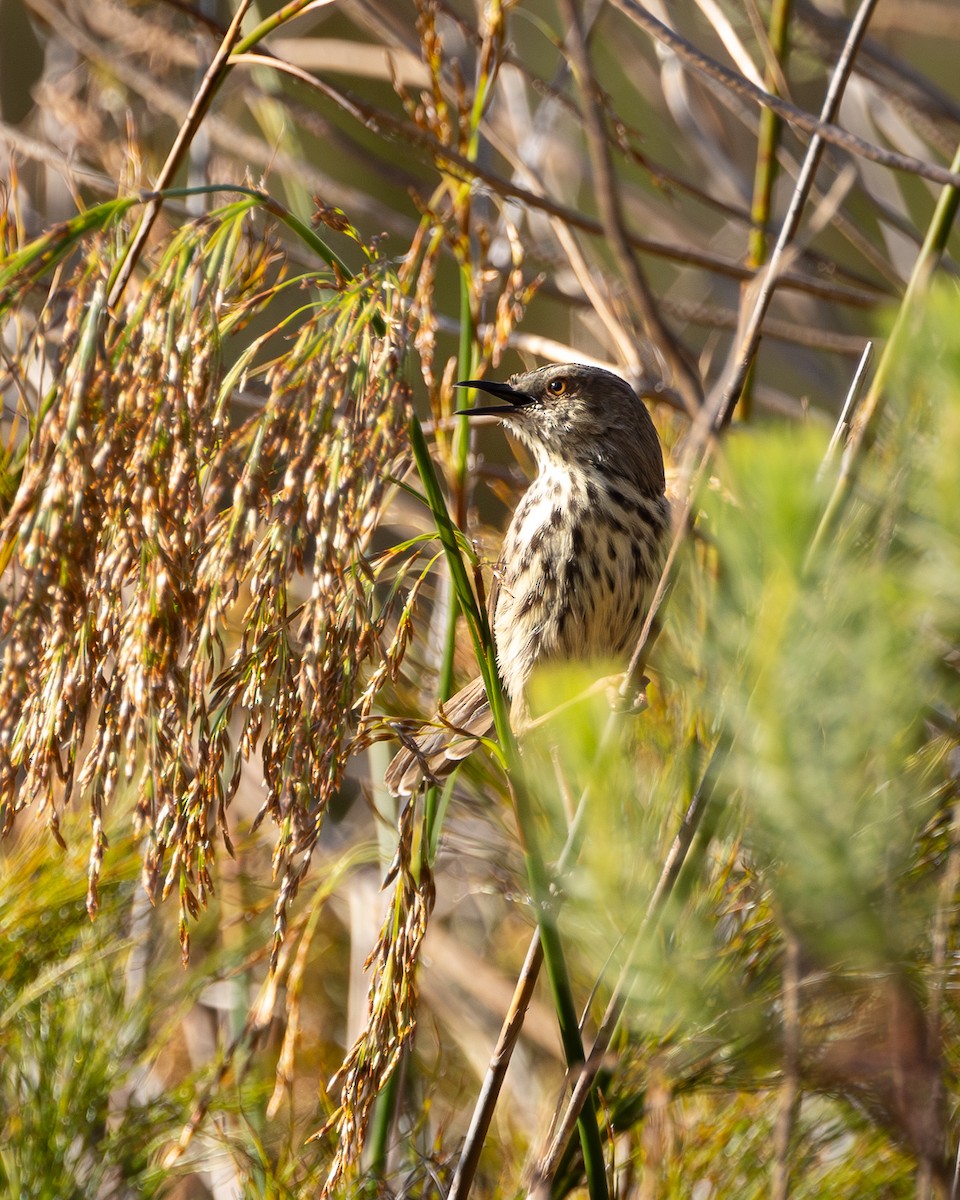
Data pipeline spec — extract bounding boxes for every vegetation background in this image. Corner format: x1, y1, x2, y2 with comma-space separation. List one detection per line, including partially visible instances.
2, 0, 960, 1197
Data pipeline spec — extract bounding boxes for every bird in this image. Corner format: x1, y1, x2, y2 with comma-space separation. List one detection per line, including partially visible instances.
385, 362, 670, 797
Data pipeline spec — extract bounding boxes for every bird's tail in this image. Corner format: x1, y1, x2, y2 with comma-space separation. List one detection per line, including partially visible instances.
385, 675, 494, 797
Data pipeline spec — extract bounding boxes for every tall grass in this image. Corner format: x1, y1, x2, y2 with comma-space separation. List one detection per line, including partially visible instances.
1, 1, 960, 1195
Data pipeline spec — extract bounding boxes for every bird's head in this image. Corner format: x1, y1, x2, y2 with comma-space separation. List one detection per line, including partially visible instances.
456, 363, 665, 494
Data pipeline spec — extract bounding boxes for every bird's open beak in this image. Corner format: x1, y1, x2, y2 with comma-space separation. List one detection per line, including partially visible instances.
453, 378, 534, 417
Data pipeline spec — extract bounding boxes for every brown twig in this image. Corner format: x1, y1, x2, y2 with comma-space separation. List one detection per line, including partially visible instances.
707, 0, 881, 429
610, 0, 960, 192
771, 932, 802, 1200
556, 0, 703, 412
446, 933, 545, 1200
107, 0, 253, 308
531, 750, 721, 1190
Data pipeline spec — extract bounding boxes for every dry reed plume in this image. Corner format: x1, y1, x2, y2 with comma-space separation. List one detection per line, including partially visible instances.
0, 202, 412, 966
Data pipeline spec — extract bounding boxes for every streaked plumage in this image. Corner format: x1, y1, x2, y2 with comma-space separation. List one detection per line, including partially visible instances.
386, 363, 669, 797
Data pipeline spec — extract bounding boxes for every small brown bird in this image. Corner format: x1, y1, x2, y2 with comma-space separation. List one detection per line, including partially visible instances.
386, 363, 670, 797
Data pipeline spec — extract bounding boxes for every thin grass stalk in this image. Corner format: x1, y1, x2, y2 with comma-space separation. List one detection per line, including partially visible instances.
507, 778, 609, 1200
710, 0, 880, 428
449, 634, 686, 1198
217, 49, 887, 314
407, 426, 495, 708
738, 0, 794, 422
448, 725, 632, 1198
433, 243, 481, 724
447, 933, 545, 1200
447, 731, 621, 1199
425, 0, 504, 860
818, 342, 873, 479
435, 269, 478, 705
107, 0, 253, 307
364, 42, 494, 1161
365, 738, 406, 1181
533, 743, 724, 1189
408, 412, 500, 886
610, 0, 960, 191
810, 134, 960, 558
557, 0, 702, 412
422, 268, 478, 876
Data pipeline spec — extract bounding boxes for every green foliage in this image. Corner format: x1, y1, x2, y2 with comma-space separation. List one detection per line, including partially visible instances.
0, 833, 163, 1197
519, 295, 960, 1195
2, 2, 960, 1196
702, 421, 945, 959
695, 298, 960, 1172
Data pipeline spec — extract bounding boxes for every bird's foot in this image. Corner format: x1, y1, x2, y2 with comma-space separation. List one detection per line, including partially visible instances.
607, 672, 650, 715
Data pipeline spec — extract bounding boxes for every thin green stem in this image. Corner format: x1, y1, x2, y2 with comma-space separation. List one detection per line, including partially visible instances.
437, 0, 493, 686
409, 9, 606, 1184
364, 1063, 400, 1194
810, 134, 960, 559
507, 768, 609, 1200
407, 416, 495, 694
427, 268, 481, 853
409, 413, 495, 866
437, 267, 479, 704
748, 0, 794, 270
232, 0, 316, 54
739, 0, 794, 422
453, 267, 478, 510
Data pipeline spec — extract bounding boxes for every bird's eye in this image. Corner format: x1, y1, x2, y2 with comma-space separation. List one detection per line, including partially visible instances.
546, 378, 567, 396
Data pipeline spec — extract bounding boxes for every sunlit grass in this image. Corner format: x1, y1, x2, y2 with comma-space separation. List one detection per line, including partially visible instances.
2, 1, 960, 1195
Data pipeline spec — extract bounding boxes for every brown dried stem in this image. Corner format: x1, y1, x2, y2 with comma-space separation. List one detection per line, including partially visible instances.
106, 0, 253, 308
556, 0, 703, 412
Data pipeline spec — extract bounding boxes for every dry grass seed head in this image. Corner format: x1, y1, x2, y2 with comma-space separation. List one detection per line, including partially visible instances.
1, 213, 413, 962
